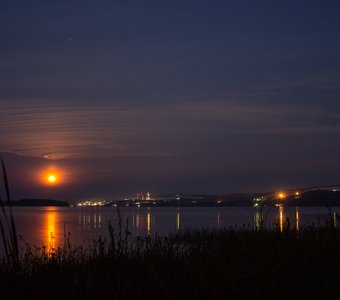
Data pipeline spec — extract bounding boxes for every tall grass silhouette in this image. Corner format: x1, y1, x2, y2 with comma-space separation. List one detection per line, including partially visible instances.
0, 154, 18, 264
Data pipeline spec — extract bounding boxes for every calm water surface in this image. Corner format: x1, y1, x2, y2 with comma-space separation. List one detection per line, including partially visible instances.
9, 206, 340, 250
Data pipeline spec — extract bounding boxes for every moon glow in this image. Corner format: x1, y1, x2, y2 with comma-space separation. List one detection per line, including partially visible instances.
47, 175, 57, 184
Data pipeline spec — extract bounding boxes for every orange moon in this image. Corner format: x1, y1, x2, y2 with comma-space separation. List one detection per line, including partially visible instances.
38, 165, 72, 186
40, 170, 62, 186
47, 175, 57, 184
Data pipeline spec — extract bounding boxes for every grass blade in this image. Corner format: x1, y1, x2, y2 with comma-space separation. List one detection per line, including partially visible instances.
0, 154, 19, 262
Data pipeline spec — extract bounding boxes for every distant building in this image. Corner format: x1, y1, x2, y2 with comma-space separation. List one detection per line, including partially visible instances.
136, 192, 144, 201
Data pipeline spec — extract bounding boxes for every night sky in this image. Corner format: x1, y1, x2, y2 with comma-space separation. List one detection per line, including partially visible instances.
1, 1, 340, 202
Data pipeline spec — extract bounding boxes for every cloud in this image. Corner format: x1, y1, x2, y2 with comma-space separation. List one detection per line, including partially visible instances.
1, 100, 338, 160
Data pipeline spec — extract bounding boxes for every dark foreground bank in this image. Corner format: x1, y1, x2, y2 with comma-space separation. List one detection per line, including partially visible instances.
1, 224, 340, 300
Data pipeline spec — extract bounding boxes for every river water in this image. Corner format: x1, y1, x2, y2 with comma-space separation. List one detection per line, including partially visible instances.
2, 206, 340, 251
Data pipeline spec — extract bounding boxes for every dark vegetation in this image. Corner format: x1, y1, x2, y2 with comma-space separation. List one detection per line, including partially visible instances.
1, 156, 340, 299
2, 224, 340, 299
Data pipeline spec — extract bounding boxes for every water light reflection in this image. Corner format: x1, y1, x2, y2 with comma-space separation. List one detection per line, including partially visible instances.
11, 206, 340, 255
254, 209, 263, 231
217, 211, 220, 227
295, 207, 300, 232
279, 206, 284, 232
147, 209, 151, 235
73, 206, 316, 237
45, 209, 57, 254
176, 209, 180, 231
134, 212, 143, 235
78, 212, 103, 230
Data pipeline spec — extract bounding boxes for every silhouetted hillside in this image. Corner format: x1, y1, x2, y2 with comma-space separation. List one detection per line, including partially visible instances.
283, 190, 340, 206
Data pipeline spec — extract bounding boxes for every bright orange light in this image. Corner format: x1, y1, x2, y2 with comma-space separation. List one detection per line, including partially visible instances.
278, 193, 285, 199
37, 164, 71, 186
48, 175, 56, 183
46, 174, 58, 185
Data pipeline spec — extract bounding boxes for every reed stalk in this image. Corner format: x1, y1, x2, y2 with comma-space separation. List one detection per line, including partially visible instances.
0, 154, 19, 264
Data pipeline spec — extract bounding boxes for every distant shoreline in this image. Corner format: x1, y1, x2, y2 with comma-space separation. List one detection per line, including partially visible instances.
6, 190, 340, 207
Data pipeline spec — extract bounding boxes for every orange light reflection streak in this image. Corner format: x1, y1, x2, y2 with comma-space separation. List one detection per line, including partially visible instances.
279, 206, 284, 233
45, 209, 57, 255
147, 209, 151, 235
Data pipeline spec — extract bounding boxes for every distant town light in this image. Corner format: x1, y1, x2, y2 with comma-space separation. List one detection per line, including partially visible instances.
252, 196, 266, 208
76, 200, 108, 207
278, 193, 285, 199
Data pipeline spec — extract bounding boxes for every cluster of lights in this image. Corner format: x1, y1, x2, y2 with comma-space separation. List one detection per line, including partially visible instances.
276, 191, 301, 200
77, 200, 106, 207
253, 197, 266, 208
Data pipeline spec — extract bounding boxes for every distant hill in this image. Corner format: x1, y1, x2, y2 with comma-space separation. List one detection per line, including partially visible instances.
120, 190, 340, 207
9, 199, 69, 207
119, 193, 256, 207
280, 190, 340, 207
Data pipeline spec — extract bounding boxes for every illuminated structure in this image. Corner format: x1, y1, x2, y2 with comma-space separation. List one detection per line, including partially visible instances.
135, 192, 152, 201
136, 192, 144, 201
146, 192, 151, 201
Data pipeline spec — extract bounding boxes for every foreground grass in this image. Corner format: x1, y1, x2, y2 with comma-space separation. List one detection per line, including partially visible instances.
1, 226, 340, 300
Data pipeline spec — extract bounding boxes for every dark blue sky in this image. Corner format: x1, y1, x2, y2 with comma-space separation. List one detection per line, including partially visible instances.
1, 1, 340, 201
